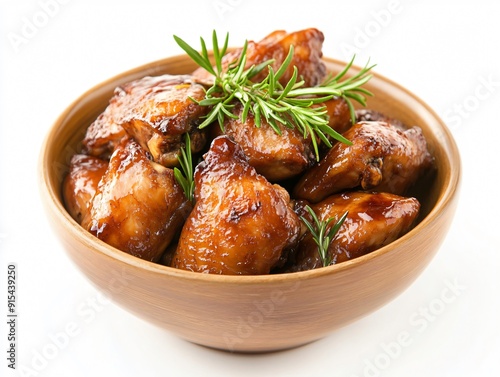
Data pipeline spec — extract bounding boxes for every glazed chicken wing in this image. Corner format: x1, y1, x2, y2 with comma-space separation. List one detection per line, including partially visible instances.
214, 103, 315, 182
85, 74, 208, 166
320, 97, 352, 134
82, 139, 189, 262
117, 75, 209, 167
215, 95, 353, 182
193, 28, 326, 87
294, 121, 433, 203
82, 94, 129, 160
288, 191, 420, 271
63, 154, 108, 224
172, 136, 301, 275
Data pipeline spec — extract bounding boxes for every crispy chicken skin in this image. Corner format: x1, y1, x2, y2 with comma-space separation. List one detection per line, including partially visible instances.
288, 192, 420, 271
85, 74, 208, 166
193, 28, 326, 87
214, 103, 315, 182
172, 136, 301, 275
63, 154, 108, 224
294, 121, 433, 203
82, 139, 189, 262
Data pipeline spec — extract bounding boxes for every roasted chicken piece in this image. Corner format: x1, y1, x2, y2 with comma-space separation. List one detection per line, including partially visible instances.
193, 28, 326, 87
294, 121, 433, 203
117, 75, 209, 167
85, 74, 208, 167
214, 96, 353, 182
62, 154, 108, 224
82, 97, 129, 160
288, 191, 420, 272
213, 103, 314, 182
82, 139, 190, 262
321, 97, 352, 134
172, 136, 301, 275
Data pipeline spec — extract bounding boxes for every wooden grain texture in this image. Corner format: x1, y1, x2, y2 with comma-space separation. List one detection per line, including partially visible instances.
39, 55, 461, 352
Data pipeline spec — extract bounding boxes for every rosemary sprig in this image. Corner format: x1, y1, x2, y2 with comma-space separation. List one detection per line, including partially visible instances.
173, 133, 194, 202
300, 206, 348, 267
174, 31, 375, 160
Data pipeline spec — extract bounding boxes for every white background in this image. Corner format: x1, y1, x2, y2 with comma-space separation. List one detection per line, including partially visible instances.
1, 0, 499, 376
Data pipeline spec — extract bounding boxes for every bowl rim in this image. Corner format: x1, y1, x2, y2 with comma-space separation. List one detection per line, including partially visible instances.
39, 54, 461, 284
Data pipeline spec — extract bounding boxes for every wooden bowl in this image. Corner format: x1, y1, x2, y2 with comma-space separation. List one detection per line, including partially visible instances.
39, 55, 461, 353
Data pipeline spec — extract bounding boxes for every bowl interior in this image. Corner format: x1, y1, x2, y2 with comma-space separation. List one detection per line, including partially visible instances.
39, 54, 461, 352
44, 55, 455, 235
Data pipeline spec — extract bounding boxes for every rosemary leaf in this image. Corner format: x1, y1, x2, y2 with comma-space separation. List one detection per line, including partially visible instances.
300, 206, 349, 267
174, 133, 195, 202
174, 30, 375, 160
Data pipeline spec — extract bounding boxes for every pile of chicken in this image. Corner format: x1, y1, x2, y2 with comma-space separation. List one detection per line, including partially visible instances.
63, 28, 433, 275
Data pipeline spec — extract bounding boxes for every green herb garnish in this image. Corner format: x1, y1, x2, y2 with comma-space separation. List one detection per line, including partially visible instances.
174, 30, 375, 160
173, 133, 195, 202
300, 206, 348, 267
